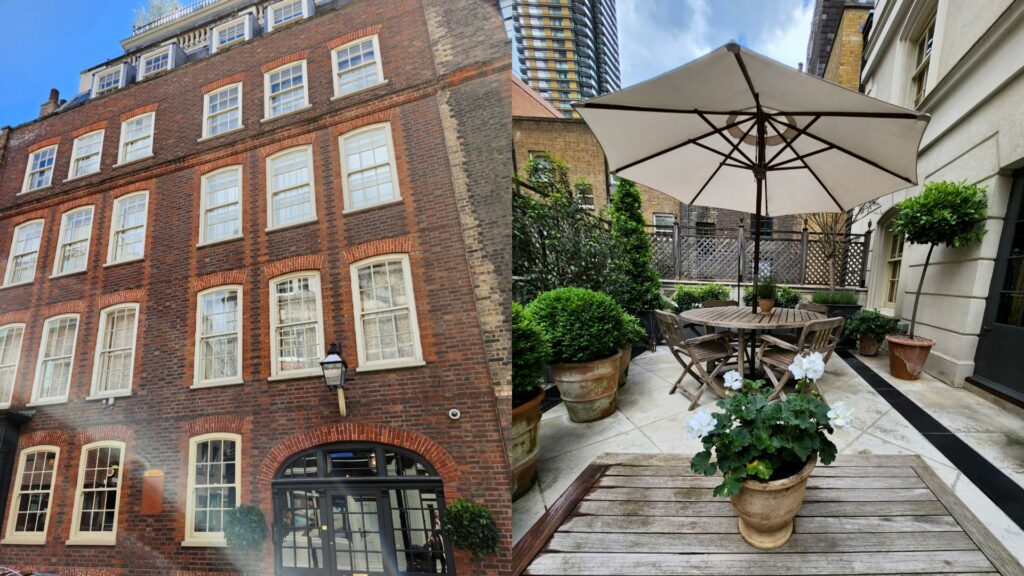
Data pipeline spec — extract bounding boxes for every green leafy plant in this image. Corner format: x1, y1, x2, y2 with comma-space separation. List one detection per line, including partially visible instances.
512, 302, 551, 408
224, 505, 268, 550
442, 499, 499, 557
845, 309, 899, 343
671, 283, 731, 312
606, 179, 663, 314
811, 290, 859, 305
742, 285, 801, 308
751, 275, 777, 300
688, 362, 847, 497
527, 288, 631, 364
620, 311, 647, 347
890, 180, 988, 338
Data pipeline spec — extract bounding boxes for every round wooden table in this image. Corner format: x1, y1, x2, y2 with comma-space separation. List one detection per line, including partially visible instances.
678, 306, 826, 377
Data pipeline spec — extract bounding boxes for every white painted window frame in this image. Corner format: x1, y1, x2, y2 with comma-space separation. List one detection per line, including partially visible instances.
210, 14, 254, 53
193, 285, 244, 388
30, 313, 80, 406
116, 112, 155, 166
349, 253, 425, 372
199, 166, 244, 245
0, 323, 26, 409
183, 432, 241, 547
22, 145, 58, 193
67, 130, 105, 180
262, 60, 310, 120
330, 34, 385, 99
106, 191, 149, 265
92, 64, 130, 97
1, 446, 60, 545
3, 219, 45, 287
88, 303, 140, 400
52, 206, 95, 278
139, 45, 177, 80
265, 0, 312, 32
339, 122, 402, 213
201, 83, 244, 140
268, 271, 325, 380
67, 440, 126, 546
265, 145, 317, 230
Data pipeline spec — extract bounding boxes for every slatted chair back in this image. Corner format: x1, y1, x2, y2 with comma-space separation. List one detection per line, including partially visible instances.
796, 302, 829, 314
701, 300, 738, 308
654, 310, 686, 349
796, 316, 845, 361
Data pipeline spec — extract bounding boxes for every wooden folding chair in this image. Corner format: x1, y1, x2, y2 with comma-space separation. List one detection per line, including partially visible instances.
654, 310, 736, 410
774, 302, 831, 343
756, 316, 845, 400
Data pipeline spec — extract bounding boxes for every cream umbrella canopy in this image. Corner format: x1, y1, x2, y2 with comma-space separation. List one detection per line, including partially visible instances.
575, 42, 929, 313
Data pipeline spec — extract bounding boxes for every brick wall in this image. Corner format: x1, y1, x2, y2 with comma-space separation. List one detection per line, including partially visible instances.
0, 0, 510, 574
822, 6, 871, 90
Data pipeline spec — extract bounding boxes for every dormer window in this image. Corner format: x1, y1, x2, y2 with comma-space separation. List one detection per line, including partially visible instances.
92, 63, 134, 97
211, 14, 255, 53
266, 0, 312, 32
139, 44, 182, 80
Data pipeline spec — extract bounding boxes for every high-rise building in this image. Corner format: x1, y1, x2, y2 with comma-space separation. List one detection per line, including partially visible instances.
501, 0, 621, 117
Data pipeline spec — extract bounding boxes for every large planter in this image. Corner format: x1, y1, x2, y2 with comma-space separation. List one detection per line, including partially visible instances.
731, 457, 816, 550
857, 335, 881, 356
886, 334, 934, 380
757, 299, 775, 314
616, 344, 631, 387
551, 350, 621, 423
511, 389, 544, 500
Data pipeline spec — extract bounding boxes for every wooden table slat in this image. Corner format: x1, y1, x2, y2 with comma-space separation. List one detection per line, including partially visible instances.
559, 515, 963, 534
587, 487, 939, 502
679, 306, 826, 330
597, 475, 927, 489
603, 464, 921, 478
574, 499, 951, 518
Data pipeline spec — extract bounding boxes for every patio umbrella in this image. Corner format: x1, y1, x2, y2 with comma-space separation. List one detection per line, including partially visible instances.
575, 43, 929, 313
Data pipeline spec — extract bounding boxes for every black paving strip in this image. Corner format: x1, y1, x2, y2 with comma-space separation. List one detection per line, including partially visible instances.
837, 348, 1024, 531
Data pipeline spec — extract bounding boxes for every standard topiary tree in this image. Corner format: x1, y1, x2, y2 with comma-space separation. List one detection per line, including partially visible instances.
512, 302, 550, 408
890, 180, 988, 339
224, 505, 268, 550
606, 178, 663, 315
526, 287, 630, 364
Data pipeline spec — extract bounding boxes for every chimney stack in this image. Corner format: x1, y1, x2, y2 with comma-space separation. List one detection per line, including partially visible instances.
39, 88, 60, 119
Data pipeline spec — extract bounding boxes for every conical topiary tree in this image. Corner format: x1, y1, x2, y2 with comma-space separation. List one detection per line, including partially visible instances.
606, 178, 663, 315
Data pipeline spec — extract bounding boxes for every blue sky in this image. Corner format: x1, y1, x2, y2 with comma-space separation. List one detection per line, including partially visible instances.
0, 0, 145, 127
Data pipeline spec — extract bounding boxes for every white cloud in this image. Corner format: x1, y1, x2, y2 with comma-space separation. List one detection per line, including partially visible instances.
746, 1, 814, 69
619, 0, 713, 87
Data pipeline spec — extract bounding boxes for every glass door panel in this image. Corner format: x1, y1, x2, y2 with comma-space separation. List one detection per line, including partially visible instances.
279, 488, 327, 572
332, 493, 385, 575
389, 489, 448, 574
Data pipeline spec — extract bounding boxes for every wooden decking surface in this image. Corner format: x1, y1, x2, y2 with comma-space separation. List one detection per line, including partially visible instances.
514, 453, 1023, 575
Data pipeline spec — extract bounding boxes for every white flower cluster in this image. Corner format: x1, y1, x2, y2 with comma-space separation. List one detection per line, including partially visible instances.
788, 351, 826, 382
686, 409, 715, 439
723, 370, 743, 390
828, 400, 854, 429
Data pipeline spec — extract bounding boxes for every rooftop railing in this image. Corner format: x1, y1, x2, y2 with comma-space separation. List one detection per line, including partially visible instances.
131, 0, 223, 36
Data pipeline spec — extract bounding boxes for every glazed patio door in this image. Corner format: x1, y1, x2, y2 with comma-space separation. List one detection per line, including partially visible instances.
974, 171, 1024, 401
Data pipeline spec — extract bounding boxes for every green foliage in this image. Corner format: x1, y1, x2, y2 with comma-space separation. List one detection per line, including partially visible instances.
691, 379, 838, 497
442, 499, 499, 557
742, 285, 802, 308
845, 309, 899, 342
621, 311, 647, 347
224, 505, 268, 550
512, 302, 551, 408
672, 283, 731, 312
513, 156, 612, 303
526, 288, 630, 364
890, 180, 988, 249
811, 290, 859, 305
606, 179, 663, 314
751, 275, 777, 300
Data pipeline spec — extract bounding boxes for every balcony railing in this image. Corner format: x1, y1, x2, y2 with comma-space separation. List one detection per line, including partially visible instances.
131, 0, 223, 36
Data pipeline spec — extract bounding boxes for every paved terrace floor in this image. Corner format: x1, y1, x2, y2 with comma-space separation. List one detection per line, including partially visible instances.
513, 346, 1024, 567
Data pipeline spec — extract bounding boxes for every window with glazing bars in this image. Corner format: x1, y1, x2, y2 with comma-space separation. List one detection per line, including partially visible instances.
271, 274, 322, 375
268, 147, 314, 227
341, 126, 398, 211
196, 288, 241, 384
4, 221, 43, 286
355, 259, 419, 364
93, 306, 138, 396
204, 84, 242, 137
266, 62, 307, 117
70, 131, 104, 178
72, 444, 123, 537
7, 449, 58, 538
0, 325, 24, 407
54, 207, 94, 276
33, 316, 79, 402
109, 193, 148, 263
119, 114, 154, 163
333, 37, 382, 97
24, 146, 57, 191
201, 167, 242, 243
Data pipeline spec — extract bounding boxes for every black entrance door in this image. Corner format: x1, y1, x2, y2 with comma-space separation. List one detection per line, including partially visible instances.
974, 171, 1024, 401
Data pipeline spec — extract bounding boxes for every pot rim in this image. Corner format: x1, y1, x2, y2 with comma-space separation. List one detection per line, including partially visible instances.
740, 456, 816, 492
512, 387, 545, 415
551, 348, 623, 369
885, 334, 935, 346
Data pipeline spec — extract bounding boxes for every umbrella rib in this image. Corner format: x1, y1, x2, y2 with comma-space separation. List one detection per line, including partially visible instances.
770, 146, 833, 168
697, 111, 756, 166
766, 115, 820, 166
693, 141, 754, 168
768, 110, 922, 119
688, 120, 758, 205
730, 47, 760, 104
612, 116, 753, 173
769, 116, 916, 185
574, 102, 757, 116
765, 117, 844, 211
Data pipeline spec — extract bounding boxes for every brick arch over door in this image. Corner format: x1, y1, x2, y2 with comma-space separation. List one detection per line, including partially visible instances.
256, 423, 462, 498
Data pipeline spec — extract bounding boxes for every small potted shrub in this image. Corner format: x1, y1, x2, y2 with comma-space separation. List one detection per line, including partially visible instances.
688, 354, 852, 549
527, 287, 629, 422
616, 312, 646, 387
224, 504, 269, 574
846, 309, 899, 356
443, 499, 499, 557
671, 282, 731, 312
753, 275, 778, 314
511, 302, 551, 499
743, 284, 801, 309
810, 289, 862, 318
887, 180, 987, 379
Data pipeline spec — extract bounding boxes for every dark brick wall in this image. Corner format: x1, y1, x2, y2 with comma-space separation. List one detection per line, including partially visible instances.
0, 0, 510, 574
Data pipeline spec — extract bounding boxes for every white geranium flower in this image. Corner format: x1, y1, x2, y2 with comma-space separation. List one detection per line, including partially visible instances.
723, 370, 743, 390
828, 401, 854, 429
788, 355, 807, 381
804, 352, 826, 381
686, 410, 716, 439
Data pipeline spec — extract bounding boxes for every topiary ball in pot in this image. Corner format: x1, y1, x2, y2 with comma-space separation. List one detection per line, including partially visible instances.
527, 288, 629, 422
511, 302, 550, 499
443, 499, 499, 557
224, 505, 268, 550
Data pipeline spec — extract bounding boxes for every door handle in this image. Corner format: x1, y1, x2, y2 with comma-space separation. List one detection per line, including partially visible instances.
321, 524, 328, 531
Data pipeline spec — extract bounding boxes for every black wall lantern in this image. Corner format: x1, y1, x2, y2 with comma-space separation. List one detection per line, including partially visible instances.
320, 342, 349, 416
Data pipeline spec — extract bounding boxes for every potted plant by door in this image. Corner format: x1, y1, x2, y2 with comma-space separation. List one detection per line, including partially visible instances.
754, 275, 778, 314
616, 312, 646, 387
887, 180, 988, 379
688, 354, 852, 549
845, 309, 899, 356
511, 302, 551, 500
527, 287, 630, 422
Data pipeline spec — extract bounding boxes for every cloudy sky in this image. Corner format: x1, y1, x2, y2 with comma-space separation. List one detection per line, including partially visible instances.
618, 0, 815, 87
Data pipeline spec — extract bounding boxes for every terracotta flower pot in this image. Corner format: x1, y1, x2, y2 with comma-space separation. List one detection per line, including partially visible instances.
617, 344, 631, 387
886, 334, 934, 380
731, 457, 816, 550
758, 298, 775, 314
511, 389, 544, 500
857, 335, 881, 356
551, 349, 621, 423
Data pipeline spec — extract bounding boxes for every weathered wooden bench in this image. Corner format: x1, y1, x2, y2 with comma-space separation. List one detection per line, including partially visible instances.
513, 453, 1023, 575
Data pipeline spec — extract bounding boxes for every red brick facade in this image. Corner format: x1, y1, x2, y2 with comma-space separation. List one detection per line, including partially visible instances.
0, 0, 511, 574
